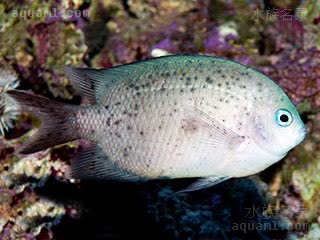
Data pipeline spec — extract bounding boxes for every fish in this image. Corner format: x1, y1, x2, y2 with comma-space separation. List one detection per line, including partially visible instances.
8, 55, 307, 192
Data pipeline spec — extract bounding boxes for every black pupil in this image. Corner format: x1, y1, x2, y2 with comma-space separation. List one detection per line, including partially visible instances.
280, 114, 289, 122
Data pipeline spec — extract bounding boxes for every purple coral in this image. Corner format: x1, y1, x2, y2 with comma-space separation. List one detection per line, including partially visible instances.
262, 47, 320, 107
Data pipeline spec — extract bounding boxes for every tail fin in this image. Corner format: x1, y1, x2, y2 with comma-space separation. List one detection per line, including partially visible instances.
7, 90, 79, 154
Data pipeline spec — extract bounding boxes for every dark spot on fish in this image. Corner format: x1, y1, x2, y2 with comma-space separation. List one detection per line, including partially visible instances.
106, 118, 111, 126
202, 85, 206, 88
186, 77, 191, 81
134, 104, 139, 111
217, 69, 222, 74
180, 89, 184, 93
122, 111, 127, 115
205, 77, 213, 84
217, 83, 221, 87
190, 87, 195, 92
145, 82, 150, 87
185, 81, 191, 86
242, 85, 246, 89
115, 133, 121, 138
91, 129, 95, 134
236, 77, 240, 81
123, 147, 128, 157
226, 82, 229, 85
139, 131, 144, 136
182, 72, 186, 77
134, 86, 140, 91
105, 105, 109, 110
222, 119, 225, 122
114, 119, 121, 125
160, 87, 166, 91
194, 76, 198, 80
165, 72, 170, 77
136, 92, 141, 96
127, 125, 131, 130
180, 77, 183, 81
246, 112, 250, 116
115, 102, 121, 106
225, 100, 229, 103
221, 74, 226, 78
219, 98, 223, 102
129, 83, 135, 88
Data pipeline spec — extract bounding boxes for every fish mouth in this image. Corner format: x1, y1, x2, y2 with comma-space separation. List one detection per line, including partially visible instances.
297, 125, 307, 143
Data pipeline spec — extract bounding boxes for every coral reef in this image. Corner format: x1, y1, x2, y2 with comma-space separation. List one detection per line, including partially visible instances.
0, 67, 20, 135
0, 0, 320, 239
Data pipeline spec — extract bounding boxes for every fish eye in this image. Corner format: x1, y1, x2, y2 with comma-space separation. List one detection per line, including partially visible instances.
275, 109, 293, 127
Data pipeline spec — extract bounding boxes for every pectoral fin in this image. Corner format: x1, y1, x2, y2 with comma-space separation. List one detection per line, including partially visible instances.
181, 105, 245, 162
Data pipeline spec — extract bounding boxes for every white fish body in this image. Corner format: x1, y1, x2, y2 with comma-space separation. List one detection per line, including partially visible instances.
9, 55, 307, 191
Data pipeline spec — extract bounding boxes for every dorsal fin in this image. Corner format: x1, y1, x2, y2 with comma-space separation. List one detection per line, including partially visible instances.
64, 55, 223, 104
64, 66, 129, 104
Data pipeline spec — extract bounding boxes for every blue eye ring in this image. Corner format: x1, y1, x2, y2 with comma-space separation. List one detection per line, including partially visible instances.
275, 109, 293, 127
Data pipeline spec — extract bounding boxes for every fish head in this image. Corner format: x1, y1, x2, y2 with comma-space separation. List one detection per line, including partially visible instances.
250, 92, 307, 158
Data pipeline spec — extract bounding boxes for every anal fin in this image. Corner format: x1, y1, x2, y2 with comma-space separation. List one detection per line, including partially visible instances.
70, 143, 143, 181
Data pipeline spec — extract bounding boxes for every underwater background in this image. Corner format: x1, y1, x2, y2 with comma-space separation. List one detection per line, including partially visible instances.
0, 0, 320, 239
